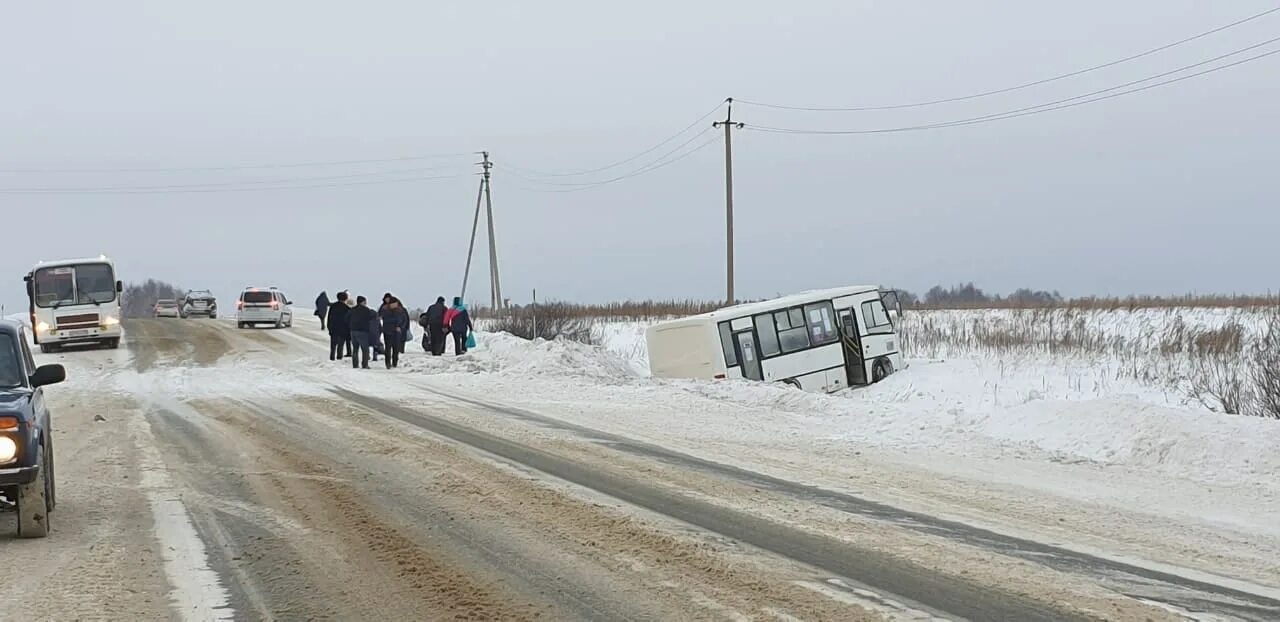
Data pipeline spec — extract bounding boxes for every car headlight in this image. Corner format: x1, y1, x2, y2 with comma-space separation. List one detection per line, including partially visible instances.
0, 437, 17, 464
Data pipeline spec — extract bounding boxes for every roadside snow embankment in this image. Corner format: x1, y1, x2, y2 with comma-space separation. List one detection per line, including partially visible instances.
399, 319, 1280, 490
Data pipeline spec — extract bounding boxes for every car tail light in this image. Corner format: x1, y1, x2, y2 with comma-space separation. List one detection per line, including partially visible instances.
237, 300, 244, 310
271, 301, 279, 309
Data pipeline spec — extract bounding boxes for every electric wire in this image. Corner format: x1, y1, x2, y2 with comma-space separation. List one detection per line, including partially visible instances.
734, 6, 1280, 112
0, 163, 474, 193
0, 173, 470, 195
511, 131, 724, 193
0, 151, 472, 174
746, 42, 1280, 135
501, 100, 726, 178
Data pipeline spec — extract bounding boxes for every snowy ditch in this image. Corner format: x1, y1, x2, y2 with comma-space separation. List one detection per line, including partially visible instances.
419, 309, 1280, 491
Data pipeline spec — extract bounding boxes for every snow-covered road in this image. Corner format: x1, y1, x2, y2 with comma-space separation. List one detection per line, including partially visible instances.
1, 318, 1276, 621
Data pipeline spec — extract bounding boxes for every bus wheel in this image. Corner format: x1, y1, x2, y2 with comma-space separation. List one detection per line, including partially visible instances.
782, 378, 802, 390
872, 359, 893, 383
39, 344, 54, 354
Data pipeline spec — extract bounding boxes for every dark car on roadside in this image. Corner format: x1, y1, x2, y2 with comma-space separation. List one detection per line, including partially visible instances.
181, 289, 217, 319
0, 320, 65, 538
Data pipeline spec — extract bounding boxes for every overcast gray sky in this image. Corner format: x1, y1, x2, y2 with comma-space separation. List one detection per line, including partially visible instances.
3, 0, 1278, 312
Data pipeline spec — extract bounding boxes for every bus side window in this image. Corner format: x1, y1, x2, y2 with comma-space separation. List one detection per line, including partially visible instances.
754, 314, 781, 357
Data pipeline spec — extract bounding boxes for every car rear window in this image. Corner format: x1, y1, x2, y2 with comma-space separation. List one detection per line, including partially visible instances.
242, 291, 273, 303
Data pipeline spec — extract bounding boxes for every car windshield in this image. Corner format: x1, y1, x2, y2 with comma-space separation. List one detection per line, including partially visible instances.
0, 334, 22, 388
242, 291, 272, 303
32, 263, 116, 308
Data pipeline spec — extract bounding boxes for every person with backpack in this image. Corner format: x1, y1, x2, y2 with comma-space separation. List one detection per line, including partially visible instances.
424, 296, 448, 356
443, 297, 474, 355
326, 292, 352, 361
378, 297, 410, 368
347, 296, 375, 369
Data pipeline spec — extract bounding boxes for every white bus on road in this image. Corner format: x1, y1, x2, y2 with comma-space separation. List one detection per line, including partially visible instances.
646, 285, 905, 393
24, 256, 124, 353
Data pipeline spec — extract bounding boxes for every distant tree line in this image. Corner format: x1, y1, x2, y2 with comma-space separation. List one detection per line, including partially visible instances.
121, 279, 184, 318
891, 283, 1064, 309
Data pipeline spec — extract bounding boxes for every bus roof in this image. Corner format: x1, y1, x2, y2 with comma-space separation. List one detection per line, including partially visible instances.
657, 285, 881, 328
32, 256, 115, 270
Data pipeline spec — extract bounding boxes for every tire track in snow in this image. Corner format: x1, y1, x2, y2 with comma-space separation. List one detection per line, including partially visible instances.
130, 407, 234, 621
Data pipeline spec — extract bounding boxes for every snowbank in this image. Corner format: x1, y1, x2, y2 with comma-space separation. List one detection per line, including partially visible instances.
400, 331, 646, 381
425, 322, 1280, 490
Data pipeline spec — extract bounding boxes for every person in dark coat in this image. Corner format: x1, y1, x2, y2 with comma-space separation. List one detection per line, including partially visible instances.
326, 292, 352, 361
315, 291, 330, 330
443, 297, 473, 355
424, 296, 448, 356
378, 297, 410, 368
347, 296, 375, 369
369, 310, 384, 363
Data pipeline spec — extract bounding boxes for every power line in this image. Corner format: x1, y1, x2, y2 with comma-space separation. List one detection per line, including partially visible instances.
0, 163, 473, 192
512, 131, 723, 193
505, 127, 717, 187
746, 42, 1280, 135
0, 151, 472, 174
735, 6, 1280, 112
501, 100, 726, 178
0, 173, 470, 195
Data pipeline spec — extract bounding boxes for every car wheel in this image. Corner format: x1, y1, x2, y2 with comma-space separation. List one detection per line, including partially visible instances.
275, 317, 284, 329
17, 445, 50, 538
237, 322, 245, 329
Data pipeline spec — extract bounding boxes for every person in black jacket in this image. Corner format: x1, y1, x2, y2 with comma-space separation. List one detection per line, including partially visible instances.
424, 297, 448, 356
378, 297, 410, 368
347, 296, 375, 369
327, 292, 352, 361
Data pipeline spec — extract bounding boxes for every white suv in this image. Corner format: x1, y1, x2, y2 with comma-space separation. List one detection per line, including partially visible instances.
235, 287, 294, 329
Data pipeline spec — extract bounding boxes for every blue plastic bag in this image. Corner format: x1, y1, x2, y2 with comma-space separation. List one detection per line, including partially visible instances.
465, 333, 477, 350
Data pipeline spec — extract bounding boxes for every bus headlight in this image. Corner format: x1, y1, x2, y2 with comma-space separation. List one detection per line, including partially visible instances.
102, 316, 120, 326
0, 437, 17, 464
35, 321, 50, 333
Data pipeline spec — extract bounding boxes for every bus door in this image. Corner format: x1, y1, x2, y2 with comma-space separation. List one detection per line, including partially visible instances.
837, 308, 867, 386
733, 330, 763, 381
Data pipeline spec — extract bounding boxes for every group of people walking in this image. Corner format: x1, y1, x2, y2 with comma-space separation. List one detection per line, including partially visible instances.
315, 290, 473, 370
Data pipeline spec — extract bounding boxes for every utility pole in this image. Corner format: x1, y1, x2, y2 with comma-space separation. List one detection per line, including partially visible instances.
460, 151, 504, 312
481, 151, 503, 312
460, 179, 485, 300
713, 98, 744, 305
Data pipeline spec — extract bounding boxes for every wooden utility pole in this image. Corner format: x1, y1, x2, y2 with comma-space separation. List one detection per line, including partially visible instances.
460, 151, 504, 311
713, 98, 744, 305
460, 179, 485, 300
481, 151, 503, 311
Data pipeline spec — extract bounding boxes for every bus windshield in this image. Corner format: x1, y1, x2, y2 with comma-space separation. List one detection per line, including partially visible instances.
33, 263, 117, 308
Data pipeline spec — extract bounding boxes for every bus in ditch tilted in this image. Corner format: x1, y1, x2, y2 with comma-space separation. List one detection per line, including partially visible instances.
24, 256, 124, 353
646, 285, 905, 393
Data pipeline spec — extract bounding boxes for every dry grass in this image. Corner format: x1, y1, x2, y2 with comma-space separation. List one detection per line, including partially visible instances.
912, 293, 1280, 311
901, 306, 1280, 419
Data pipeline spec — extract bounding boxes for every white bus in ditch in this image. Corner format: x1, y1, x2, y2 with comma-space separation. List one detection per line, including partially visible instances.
646, 285, 905, 393
23, 256, 124, 353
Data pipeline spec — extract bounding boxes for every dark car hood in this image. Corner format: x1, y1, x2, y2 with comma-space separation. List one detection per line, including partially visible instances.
0, 389, 33, 416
